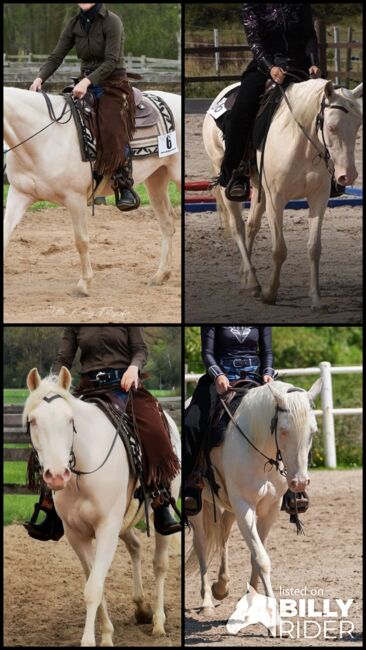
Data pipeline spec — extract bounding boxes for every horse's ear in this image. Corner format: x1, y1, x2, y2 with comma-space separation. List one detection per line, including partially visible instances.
307, 378, 322, 403
58, 366, 72, 391
27, 368, 41, 392
267, 382, 287, 411
352, 83, 363, 99
324, 80, 334, 99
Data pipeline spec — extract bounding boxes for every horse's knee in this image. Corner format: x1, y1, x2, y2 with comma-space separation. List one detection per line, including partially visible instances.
307, 240, 321, 261
272, 242, 287, 265
153, 555, 169, 579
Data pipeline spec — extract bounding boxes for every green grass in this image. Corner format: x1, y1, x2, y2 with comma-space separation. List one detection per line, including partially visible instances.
3, 182, 180, 210
4, 388, 179, 404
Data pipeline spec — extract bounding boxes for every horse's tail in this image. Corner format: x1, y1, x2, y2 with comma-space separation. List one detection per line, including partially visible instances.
185, 499, 224, 576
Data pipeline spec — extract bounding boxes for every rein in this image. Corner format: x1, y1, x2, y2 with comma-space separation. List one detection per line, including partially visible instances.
219, 385, 306, 477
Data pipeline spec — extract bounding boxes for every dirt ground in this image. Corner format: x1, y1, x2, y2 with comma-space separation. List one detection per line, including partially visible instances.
4, 205, 181, 323
185, 115, 363, 323
4, 526, 181, 647
185, 469, 363, 646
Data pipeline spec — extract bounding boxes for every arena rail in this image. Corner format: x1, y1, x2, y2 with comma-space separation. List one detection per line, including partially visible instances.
185, 181, 363, 212
185, 363, 362, 469
3, 397, 181, 495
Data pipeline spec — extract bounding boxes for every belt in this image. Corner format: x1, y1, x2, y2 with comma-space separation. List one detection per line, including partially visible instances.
221, 357, 259, 369
86, 368, 126, 385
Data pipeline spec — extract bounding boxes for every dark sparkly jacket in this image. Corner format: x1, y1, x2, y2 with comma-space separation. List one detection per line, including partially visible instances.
242, 3, 319, 75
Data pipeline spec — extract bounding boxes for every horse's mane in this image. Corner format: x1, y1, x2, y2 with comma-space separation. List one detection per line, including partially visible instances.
22, 376, 74, 426
275, 78, 362, 130
236, 380, 311, 447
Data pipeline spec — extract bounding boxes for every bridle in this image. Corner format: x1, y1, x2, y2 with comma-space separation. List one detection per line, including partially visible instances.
219, 386, 308, 478
27, 392, 121, 487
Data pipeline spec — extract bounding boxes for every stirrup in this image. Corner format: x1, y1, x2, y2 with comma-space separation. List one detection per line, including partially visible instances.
225, 171, 251, 202
23, 498, 64, 542
281, 489, 309, 515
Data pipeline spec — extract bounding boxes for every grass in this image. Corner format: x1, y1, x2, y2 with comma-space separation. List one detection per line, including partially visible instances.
4, 388, 179, 404
3, 181, 181, 210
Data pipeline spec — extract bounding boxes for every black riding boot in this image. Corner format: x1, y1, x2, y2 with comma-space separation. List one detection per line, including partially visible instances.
112, 148, 140, 212
151, 488, 181, 536
24, 491, 64, 541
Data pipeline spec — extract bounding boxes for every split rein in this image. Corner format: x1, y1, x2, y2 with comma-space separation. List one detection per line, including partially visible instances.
27, 392, 128, 490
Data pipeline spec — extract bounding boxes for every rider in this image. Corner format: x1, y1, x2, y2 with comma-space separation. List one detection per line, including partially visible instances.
29, 3, 139, 211
24, 326, 181, 541
184, 326, 275, 515
219, 4, 330, 201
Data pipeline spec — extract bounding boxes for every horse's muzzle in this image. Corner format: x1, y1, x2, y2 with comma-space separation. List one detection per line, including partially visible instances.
43, 467, 71, 490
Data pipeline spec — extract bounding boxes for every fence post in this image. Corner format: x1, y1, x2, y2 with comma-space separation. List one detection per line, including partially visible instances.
333, 26, 340, 85
319, 361, 337, 468
213, 28, 220, 74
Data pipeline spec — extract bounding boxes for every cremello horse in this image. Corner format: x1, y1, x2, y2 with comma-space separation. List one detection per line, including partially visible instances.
186, 379, 322, 636
4, 87, 181, 294
24, 367, 181, 647
203, 79, 362, 310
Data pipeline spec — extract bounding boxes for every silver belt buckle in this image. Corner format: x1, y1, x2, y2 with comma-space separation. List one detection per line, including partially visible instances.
233, 358, 245, 368
95, 371, 107, 382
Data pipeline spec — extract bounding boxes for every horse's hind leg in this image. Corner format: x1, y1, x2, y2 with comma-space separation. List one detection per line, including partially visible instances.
120, 529, 153, 624
152, 531, 171, 636
65, 194, 94, 296
212, 509, 235, 601
145, 166, 175, 286
3, 185, 33, 254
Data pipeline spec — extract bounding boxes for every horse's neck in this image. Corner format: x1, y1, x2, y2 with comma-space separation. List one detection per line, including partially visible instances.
280, 80, 324, 134
4, 89, 66, 149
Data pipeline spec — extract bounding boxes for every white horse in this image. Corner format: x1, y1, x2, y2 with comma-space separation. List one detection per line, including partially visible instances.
24, 367, 181, 647
203, 79, 363, 310
4, 86, 181, 294
186, 379, 322, 636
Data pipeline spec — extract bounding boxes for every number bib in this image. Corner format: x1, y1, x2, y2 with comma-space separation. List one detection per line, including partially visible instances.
158, 131, 178, 158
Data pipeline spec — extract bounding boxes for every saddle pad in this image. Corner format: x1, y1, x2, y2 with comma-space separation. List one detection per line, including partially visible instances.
83, 396, 143, 478
130, 92, 178, 159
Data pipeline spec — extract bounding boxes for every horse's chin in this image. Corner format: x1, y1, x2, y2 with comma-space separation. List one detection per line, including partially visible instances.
45, 481, 68, 492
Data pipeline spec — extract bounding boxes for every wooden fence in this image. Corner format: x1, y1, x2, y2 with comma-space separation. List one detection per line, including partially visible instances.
4, 397, 181, 495
185, 20, 362, 88
3, 52, 181, 85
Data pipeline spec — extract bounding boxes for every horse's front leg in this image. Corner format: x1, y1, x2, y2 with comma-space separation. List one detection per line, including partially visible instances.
65, 194, 94, 296
3, 185, 34, 254
64, 524, 114, 647
212, 509, 235, 601
220, 191, 260, 294
81, 522, 120, 647
307, 192, 328, 311
261, 201, 287, 304
241, 185, 266, 296
120, 529, 153, 625
145, 168, 175, 286
230, 495, 279, 636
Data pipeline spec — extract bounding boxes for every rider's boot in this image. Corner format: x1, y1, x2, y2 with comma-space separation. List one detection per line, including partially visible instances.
112, 146, 140, 212
151, 487, 181, 536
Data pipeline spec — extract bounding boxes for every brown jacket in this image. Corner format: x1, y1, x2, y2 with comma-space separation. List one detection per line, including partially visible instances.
38, 4, 125, 86
52, 326, 147, 374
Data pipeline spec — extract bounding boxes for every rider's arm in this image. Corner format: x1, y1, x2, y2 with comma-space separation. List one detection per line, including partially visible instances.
127, 327, 148, 371
302, 4, 320, 67
241, 4, 274, 75
37, 19, 76, 83
259, 327, 276, 378
51, 327, 79, 374
201, 327, 225, 380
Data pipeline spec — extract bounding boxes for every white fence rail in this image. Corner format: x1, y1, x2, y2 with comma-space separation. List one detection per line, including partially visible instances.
185, 362, 362, 469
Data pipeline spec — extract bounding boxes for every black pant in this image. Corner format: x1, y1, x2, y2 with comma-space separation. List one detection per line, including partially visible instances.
184, 374, 218, 481
220, 67, 267, 186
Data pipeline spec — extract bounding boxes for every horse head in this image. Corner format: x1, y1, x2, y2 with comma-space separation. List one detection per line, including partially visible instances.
24, 366, 75, 491
267, 379, 322, 492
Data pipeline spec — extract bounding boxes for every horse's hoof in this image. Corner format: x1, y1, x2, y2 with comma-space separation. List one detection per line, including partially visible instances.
76, 279, 90, 296
250, 285, 261, 297
152, 626, 167, 637
212, 583, 229, 601
100, 637, 114, 647
135, 604, 153, 624
148, 271, 171, 286
200, 606, 215, 617
261, 290, 277, 304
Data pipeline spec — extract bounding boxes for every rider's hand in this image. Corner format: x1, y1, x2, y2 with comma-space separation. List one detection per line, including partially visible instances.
309, 65, 321, 78
215, 374, 231, 395
263, 374, 274, 383
29, 77, 43, 92
72, 77, 92, 99
270, 66, 286, 85
121, 365, 139, 391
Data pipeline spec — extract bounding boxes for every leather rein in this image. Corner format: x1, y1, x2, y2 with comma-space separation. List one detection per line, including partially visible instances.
219, 386, 307, 478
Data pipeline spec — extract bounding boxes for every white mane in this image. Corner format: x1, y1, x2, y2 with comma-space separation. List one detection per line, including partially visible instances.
22, 375, 74, 426
236, 380, 312, 447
